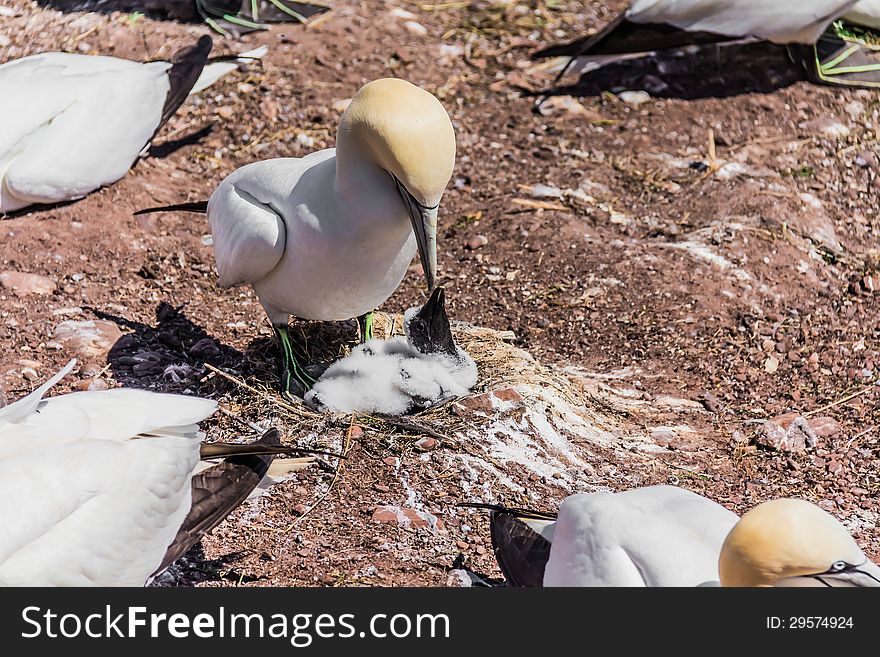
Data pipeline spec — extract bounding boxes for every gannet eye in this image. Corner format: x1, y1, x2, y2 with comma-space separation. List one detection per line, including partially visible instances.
829, 561, 848, 573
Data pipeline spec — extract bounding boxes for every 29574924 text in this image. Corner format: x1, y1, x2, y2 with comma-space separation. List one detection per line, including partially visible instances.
766, 617, 854, 630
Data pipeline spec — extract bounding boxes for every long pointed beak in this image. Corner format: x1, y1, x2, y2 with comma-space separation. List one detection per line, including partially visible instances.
418, 285, 446, 323
778, 560, 880, 587
395, 178, 438, 290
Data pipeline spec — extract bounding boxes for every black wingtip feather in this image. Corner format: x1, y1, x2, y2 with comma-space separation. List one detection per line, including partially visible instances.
154, 428, 280, 576
458, 502, 556, 587
159, 36, 214, 129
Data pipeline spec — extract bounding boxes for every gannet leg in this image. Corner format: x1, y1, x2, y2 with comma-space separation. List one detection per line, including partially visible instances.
272, 323, 315, 400
357, 311, 375, 343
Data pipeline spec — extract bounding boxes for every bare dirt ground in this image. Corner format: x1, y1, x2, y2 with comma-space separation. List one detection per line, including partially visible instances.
1, 0, 878, 586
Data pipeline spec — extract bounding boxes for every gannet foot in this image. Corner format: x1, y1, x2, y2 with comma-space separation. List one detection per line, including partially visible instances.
273, 323, 315, 399
357, 311, 375, 343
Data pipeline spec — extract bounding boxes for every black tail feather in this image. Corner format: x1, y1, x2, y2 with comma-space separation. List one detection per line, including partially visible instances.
457, 502, 557, 521
155, 428, 279, 575
134, 200, 209, 215
458, 502, 556, 587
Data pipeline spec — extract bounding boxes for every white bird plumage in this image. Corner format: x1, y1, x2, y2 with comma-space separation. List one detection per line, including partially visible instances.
207, 77, 456, 323
543, 486, 738, 586
479, 485, 880, 587
0, 360, 216, 586
844, 0, 880, 28
182, 77, 457, 398
0, 39, 265, 213
625, 0, 862, 44
304, 288, 477, 415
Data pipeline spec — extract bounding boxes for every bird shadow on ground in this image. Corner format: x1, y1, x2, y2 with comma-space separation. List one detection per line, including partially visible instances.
35, 0, 329, 23
34, 0, 204, 22
147, 123, 215, 159
532, 40, 808, 101
1, 198, 80, 221
93, 301, 360, 398
150, 544, 263, 587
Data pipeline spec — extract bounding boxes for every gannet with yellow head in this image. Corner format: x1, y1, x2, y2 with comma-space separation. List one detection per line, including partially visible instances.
466, 486, 880, 587
144, 78, 456, 398
720, 498, 880, 587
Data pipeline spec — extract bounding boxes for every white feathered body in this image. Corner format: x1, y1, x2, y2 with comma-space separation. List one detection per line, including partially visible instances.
0, 53, 171, 212
0, 365, 216, 586
845, 0, 880, 27
543, 485, 739, 587
207, 153, 417, 323
304, 337, 477, 415
628, 0, 861, 43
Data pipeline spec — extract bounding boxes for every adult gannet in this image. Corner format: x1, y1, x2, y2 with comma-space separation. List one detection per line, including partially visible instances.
305, 286, 478, 415
0, 360, 306, 586
465, 485, 880, 587
533, 1, 867, 82
137, 78, 457, 399
0, 36, 266, 214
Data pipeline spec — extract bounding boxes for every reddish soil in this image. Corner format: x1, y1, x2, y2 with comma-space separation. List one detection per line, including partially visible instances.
1, 0, 878, 585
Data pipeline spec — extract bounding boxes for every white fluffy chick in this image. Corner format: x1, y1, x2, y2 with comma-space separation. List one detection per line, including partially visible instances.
305, 287, 477, 415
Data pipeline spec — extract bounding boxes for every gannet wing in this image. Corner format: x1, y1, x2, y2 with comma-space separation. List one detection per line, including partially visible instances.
154, 429, 280, 576
0, 359, 75, 425
207, 161, 292, 288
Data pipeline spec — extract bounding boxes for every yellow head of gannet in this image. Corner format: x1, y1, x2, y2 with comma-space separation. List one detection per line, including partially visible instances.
719, 498, 880, 587
337, 78, 456, 289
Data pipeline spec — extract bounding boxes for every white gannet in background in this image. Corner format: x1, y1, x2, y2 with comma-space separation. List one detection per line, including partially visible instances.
0, 359, 310, 586
136, 78, 457, 399
532, 0, 867, 82
465, 485, 880, 587
845, 1, 880, 28
305, 286, 478, 415
0, 36, 267, 214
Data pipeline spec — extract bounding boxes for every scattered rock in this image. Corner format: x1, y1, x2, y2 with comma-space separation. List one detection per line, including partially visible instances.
764, 356, 779, 374
697, 391, 720, 412
466, 235, 489, 250
76, 378, 109, 391
618, 90, 651, 108
537, 95, 593, 118
755, 414, 818, 453
806, 416, 842, 439
53, 320, 124, 362
446, 569, 473, 587
414, 437, 437, 451
0, 271, 56, 297
332, 98, 352, 113
403, 21, 428, 36
455, 388, 524, 414
798, 117, 850, 138
188, 337, 221, 360
371, 505, 443, 529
